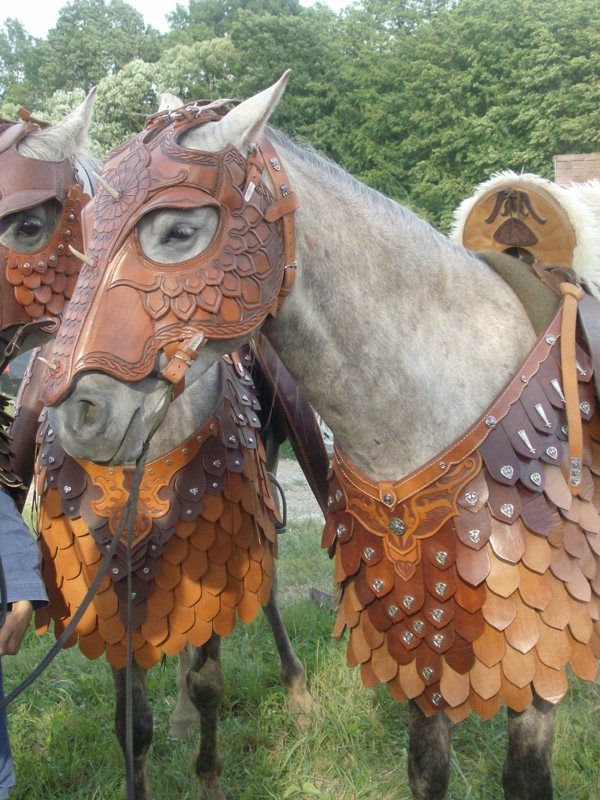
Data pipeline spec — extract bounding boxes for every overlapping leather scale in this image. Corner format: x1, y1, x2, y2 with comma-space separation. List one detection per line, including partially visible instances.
325, 333, 600, 719
35, 359, 279, 668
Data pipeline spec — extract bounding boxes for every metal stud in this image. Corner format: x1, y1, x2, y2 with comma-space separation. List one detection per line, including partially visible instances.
382, 492, 394, 506
580, 401, 591, 415
107, 467, 114, 475
212, 482, 218, 489
432, 608, 444, 623
335, 489, 343, 503
534, 403, 552, 428
501, 503, 515, 518
435, 550, 448, 566
468, 529, 481, 544
112, 567, 119, 574
431, 692, 443, 707
545, 334, 556, 345
439, 461, 446, 470
248, 437, 254, 444
500, 465, 514, 479
413, 620, 425, 634
372, 579, 384, 593
213, 459, 222, 469
234, 459, 241, 467
327, 496, 334, 508
432, 633, 445, 648
143, 567, 150, 574
151, 544, 157, 552
464, 491, 478, 506
389, 518, 406, 535
530, 472, 542, 487
48, 456, 55, 464
521, 374, 528, 383
49, 255, 57, 264
435, 582, 447, 597
68, 213, 76, 222
485, 416, 497, 428
402, 595, 415, 610
228, 435, 237, 444
63, 485, 72, 494
148, 469, 154, 476
182, 448, 189, 455
186, 509, 193, 515
336, 523, 347, 538
517, 429, 536, 454
22, 262, 32, 272
387, 604, 400, 619
166, 459, 173, 466
48, 429, 54, 436
421, 667, 434, 680
546, 446, 558, 460
550, 378, 565, 402
363, 546, 376, 561
130, 592, 136, 600
68, 506, 75, 512
402, 630, 415, 645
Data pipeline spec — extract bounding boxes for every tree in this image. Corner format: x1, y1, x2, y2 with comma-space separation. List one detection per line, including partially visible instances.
167, 0, 301, 40
0, 19, 41, 107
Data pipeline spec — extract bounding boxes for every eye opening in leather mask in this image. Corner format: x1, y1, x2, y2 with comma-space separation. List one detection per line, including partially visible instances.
0, 198, 62, 254
136, 204, 220, 266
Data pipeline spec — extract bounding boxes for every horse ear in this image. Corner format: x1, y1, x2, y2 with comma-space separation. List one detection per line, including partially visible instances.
182, 71, 291, 153
157, 92, 183, 113
18, 88, 96, 161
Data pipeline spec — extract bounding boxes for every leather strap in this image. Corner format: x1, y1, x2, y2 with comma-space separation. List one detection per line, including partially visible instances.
559, 281, 585, 493
162, 333, 206, 392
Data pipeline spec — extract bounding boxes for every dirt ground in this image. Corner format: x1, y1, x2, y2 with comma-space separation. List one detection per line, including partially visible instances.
276, 457, 324, 522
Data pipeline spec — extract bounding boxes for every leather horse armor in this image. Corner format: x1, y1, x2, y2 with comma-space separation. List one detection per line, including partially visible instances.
37, 100, 298, 666
35, 356, 279, 669
0, 113, 87, 489
324, 291, 600, 720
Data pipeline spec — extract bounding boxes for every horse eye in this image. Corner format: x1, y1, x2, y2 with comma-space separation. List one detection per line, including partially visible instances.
20, 218, 42, 237
167, 225, 195, 242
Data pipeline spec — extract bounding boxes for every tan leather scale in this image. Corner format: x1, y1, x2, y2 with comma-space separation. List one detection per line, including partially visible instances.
43, 99, 298, 405
323, 292, 600, 720
0, 116, 88, 330
35, 358, 280, 669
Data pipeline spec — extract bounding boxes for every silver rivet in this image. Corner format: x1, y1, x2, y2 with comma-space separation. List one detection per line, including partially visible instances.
363, 546, 376, 561
521, 374, 528, 383
336, 524, 347, 539
500, 465, 514, 479
432, 608, 444, 623
372, 579, 384, 593
421, 667, 434, 680
435, 582, 447, 597
382, 492, 394, 505
545, 334, 556, 345
182, 448, 189, 455
248, 437, 254, 444
48, 428, 54, 436
228, 435, 237, 444
328, 496, 334, 507
530, 472, 542, 487
23, 262, 31, 271
213, 459, 222, 468
580, 401, 591, 415
112, 567, 119, 574
234, 459, 241, 466
68, 506, 74, 512
143, 567, 150, 574
148, 469, 154, 475
485, 416, 497, 428
432, 633, 445, 648
244, 354, 252, 363
402, 595, 415, 610
212, 482, 218, 489
464, 491, 478, 506
468, 529, 481, 544
108, 468, 114, 475
389, 518, 406, 535
238, 413, 245, 420
413, 620, 425, 634
387, 604, 400, 619
49, 255, 57, 264
48, 456, 55, 464
130, 592, 136, 600
439, 461, 446, 470
167, 459, 173, 466
402, 630, 415, 645
68, 213, 76, 222
63, 485, 72, 494
151, 544, 157, 551
431, 692, 442, 707
335, 489, 343, 503
546, 446, 558, 460
500, 503, 515, 518
209, 424, 215, 431
189, 487, 199, 496
435, 551, 448, 566
241, 394, 249, 402
186, 509, 193, 515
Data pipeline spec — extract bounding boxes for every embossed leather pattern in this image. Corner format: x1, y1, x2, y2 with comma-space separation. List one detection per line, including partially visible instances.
0, 119, 85, 331
35, 359, 280, 669
43, 100, 295, 405
323, 309, 600, 720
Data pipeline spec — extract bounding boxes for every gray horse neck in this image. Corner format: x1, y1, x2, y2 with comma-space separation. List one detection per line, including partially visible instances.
263, 137, 537, 481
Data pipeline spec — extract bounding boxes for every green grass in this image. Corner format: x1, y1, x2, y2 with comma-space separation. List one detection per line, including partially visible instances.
4, 517, 600, 799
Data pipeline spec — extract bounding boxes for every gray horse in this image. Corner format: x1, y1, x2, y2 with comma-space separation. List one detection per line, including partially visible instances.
47, 73, 595, 800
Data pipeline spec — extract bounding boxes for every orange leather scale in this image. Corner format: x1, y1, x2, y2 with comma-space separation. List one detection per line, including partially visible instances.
323, 296, 600, 720
43, 99, 298, 405
0, 115, 88, 330
35, 358, 280, 669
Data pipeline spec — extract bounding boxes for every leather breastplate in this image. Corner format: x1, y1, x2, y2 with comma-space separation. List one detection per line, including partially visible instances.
323, 307, 600, 720
35, 359, 280, 669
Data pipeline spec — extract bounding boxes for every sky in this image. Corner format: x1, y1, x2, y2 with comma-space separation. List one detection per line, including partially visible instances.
8, 0, 351, 39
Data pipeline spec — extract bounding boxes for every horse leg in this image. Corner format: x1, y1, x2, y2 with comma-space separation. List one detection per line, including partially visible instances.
169, 644, 201, 737
262, 568, 314, 723
408, 701, 453, 800
186, 634, 225, 800
112, 664, 153, 800
503, 694, 556, 800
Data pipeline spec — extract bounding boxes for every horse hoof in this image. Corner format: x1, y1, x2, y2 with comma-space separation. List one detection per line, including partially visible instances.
287, 676, 317, 729
199, 775, 226, 800
169, 713, 199, 738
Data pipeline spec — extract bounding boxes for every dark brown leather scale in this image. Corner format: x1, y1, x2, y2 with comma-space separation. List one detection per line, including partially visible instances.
323, 305, 600, 720
35, 358, 280, 669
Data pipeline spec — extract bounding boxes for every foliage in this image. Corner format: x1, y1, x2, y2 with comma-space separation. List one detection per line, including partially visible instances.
0, 0, 599, 227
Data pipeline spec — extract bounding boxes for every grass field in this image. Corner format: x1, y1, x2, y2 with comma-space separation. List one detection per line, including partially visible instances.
4, 516, 600, 800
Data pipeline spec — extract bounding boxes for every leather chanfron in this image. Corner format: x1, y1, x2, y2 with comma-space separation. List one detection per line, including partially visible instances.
325, 306, 600, 720
35, 359, 280, 668
43, 100, 296, 405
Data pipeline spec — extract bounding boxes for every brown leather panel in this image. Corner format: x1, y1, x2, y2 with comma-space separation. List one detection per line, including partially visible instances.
35, 359, 279, 668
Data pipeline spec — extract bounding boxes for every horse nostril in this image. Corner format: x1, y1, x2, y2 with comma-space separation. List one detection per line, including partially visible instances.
72, 398, 106, 436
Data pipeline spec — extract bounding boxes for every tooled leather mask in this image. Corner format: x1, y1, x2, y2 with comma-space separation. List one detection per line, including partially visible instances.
0, 116, 88, 332
44, 99, 297, 405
